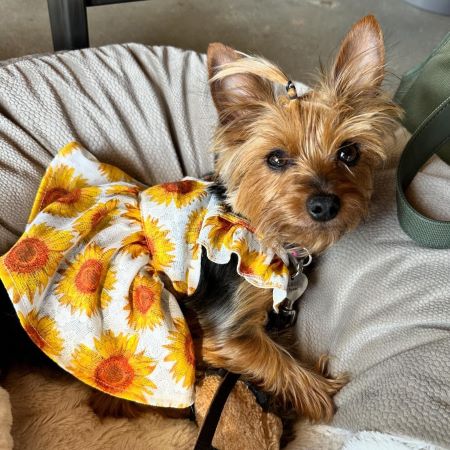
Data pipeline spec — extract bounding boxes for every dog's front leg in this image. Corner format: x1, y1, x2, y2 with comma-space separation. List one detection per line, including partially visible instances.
200, 281, 346, 422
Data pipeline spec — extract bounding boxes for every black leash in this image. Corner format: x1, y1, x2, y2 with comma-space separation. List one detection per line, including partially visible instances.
193, 371, 241, 450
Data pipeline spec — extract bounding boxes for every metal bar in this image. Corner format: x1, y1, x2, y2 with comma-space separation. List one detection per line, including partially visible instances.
47, 0, 89, 51
86, 0, 147, 6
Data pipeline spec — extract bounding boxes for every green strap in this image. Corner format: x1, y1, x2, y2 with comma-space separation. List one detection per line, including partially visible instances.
396, 96, 450, 248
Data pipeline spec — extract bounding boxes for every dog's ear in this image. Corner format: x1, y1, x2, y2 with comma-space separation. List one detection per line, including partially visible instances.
207, 43, 273, 124
331, 15, 385, 91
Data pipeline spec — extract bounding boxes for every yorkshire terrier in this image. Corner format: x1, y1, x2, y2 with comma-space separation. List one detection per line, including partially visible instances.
1, 14, 400, 427
90, 14, 399, 422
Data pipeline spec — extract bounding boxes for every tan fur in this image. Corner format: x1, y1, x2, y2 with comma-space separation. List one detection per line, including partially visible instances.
208, 16, 400, 254
89, 389, 191, 419
200, 282, 347, 422
93, 15, 401, 427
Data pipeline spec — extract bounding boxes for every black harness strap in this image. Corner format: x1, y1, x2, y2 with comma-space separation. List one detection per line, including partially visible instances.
193, 371, 241, 450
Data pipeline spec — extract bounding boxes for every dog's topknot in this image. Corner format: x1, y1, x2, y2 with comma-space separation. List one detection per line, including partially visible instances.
209, 52, 290, 91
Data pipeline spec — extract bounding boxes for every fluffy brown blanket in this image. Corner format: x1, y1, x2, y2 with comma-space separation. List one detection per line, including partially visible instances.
3, 366, 197, 449
3, 366, 282, 450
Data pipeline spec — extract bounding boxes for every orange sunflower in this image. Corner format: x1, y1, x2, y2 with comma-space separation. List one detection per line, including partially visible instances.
29, 164, 100, 221
205, 214, 251, 250
106, 184, 141, 197
268, 256, 289, 278
185, 207, 207, 259
69, 331, 156, 402
55, 243, 116, 316
59, 141, 80, 157
171, 273, 197, 296
121, 203, 142, 225
172, 280, 189, 295
146, 180, 207, 208
18, 310, 64, 359
164, 318, 195, 389
143, 217, 175, 271
120, 204, 148, 258
125, 273, 164, 330
98, 163, 134, 183
0, 223, 73, 302
121, 231, 149, 258
73, 199, 119, 239
233, 239, 271, 281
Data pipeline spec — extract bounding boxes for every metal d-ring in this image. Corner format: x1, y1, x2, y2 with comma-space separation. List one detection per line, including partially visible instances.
288, 252, 302, 279
302, 253, 312, 267
286, 245, 312, 277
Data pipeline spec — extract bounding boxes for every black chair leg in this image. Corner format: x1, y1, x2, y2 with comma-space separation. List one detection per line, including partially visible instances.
47, 0, 90, 51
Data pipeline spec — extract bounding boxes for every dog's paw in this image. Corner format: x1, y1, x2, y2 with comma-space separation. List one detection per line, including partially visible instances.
324, 373, 348, 394
287, 368, 348, 422
313, 354, 349, 394
290, 382, 335, 422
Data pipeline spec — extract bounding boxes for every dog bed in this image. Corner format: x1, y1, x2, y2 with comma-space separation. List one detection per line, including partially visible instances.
0, 386, 12, 450
0, 44, 449, 449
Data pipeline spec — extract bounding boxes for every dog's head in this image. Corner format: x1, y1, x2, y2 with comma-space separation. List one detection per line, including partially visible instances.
207, 15, 400, 254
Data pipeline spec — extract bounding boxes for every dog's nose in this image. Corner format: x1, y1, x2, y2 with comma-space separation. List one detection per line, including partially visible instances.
306, 194, 340, 222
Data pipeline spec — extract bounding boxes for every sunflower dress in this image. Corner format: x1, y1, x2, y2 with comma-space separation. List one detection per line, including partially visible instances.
0, 142, 291, 408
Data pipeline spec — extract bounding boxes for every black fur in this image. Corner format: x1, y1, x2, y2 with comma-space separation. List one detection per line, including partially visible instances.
0, 281, 58, 378
207, 182, 228, 206
183, 247, 240, 340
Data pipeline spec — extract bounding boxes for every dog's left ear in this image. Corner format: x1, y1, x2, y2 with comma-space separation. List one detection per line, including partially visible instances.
207, 43, 273, 124
332, 15, 385, 91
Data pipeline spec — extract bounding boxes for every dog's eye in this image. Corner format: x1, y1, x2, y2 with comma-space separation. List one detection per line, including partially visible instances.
266, 149, 290, 170
337, 142, 360, 167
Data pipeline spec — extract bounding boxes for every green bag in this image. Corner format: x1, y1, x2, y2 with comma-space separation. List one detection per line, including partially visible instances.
394, 33, 450, 248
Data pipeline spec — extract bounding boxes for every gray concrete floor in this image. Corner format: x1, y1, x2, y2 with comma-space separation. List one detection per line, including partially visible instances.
0, 0, 449, 88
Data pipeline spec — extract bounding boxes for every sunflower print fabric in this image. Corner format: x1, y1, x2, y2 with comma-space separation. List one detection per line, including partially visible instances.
0, 142, 290, 408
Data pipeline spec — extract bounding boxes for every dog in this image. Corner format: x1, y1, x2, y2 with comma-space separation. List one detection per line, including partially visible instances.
90, 14, 400, 422
0, 14, 400, 430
